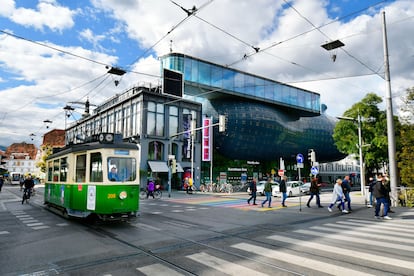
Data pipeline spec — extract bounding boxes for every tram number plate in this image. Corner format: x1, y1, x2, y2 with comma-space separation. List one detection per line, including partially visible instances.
107, 193, 116, 199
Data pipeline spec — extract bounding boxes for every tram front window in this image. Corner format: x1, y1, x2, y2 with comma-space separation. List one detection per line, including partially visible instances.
107, 157, 136, 182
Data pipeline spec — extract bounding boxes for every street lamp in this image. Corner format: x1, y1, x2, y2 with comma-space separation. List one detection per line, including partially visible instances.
337, 113, 366, 195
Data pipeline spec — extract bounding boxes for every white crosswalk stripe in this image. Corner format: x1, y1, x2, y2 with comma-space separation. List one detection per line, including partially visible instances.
267, 235, 414, 271
136, 263, 184, 276
187, 252, 269, 276
294, 228, 414, 252
136, 217, 414, 275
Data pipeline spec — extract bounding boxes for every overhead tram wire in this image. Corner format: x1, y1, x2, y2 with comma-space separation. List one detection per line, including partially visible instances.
0, 73, 109, 125
226, 0, 389, 67
127, 0, 214, 68
0, 29, 159, 79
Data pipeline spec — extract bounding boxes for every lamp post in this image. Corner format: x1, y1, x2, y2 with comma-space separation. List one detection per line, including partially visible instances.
337, 113, 366, 195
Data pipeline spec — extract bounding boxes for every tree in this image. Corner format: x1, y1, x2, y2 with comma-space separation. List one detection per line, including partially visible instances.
397, 87, 414, 187
333, 93, 399, 175
36, 144, 53, 173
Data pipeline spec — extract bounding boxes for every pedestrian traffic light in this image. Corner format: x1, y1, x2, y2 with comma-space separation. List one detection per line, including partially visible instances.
308, 149, 316, 164
219, 115, 226, 132
172, 159, 177, 174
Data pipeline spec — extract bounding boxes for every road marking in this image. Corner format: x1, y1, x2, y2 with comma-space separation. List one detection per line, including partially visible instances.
320, 221, 413, 238
294, 229, 414, 252
0, 231, 10, 235
27, 222, 44, 227
336, 220, 414, 234
187, 252, 269, 276
267, 235, 414, 271
312, 224, 414, 244
232, 243, 375, 276
133, 222, 161, 231
32, 225, 50, 230
137, 263, 184, 276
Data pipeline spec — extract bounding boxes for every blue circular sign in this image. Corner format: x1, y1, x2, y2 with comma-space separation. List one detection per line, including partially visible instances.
296, 153, 304, 164
311, 166, 319, 175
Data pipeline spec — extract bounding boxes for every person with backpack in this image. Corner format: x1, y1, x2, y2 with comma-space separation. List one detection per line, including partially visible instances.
247, 177, 257, 205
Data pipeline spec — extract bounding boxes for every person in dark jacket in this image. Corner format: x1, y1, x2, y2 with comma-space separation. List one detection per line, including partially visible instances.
279, 176, 287, 207
373, 174, 392, 220
339, 175, 352, 212
367, 177, 375, 207
247, 177, 257, 205
307, 177, 323, 208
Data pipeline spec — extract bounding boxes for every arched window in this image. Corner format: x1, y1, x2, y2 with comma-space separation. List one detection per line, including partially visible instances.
148, 141, 164, 160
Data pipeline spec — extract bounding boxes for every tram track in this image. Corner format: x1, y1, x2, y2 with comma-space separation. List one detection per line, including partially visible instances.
10, 187, 350, 275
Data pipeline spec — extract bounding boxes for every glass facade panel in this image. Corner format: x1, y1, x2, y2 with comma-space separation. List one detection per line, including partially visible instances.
198, 62, 211, 86
161, 54, 321, 114
169, 106, 178, 137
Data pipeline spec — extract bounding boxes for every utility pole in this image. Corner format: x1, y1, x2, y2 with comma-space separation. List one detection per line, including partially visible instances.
382, 11, 398, 206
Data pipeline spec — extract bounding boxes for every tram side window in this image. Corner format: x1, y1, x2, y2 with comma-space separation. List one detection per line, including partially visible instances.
60, 157, 68, 182
47, 161, 53, 181
76, 155, 86, 183
53, 160, 60, 181
90, 152, 103, 182
107, 157, 136, 182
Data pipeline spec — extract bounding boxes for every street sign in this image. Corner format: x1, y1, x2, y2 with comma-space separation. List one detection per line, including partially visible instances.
311, 166, 319, 175
296, 153, 304, 164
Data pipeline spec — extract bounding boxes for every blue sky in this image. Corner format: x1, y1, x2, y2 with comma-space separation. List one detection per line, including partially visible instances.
0, 0, 412, 147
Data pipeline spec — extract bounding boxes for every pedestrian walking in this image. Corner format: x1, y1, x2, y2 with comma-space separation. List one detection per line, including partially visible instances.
340, 175, 352, 212
247, 177, 257, 205
373, 174, 392, 219
279, 176, 287, 207
328, 179, 348, 213
261, 178, 273, 208
367, 177, 375, 207
307, 177, 323, 208
383, 174, 394, 214
0, 175, 4, 192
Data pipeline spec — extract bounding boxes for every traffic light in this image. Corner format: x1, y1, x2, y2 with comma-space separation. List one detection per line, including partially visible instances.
219, 115, 226, 132
308, 149, 316, 164
172, 159, 177, 174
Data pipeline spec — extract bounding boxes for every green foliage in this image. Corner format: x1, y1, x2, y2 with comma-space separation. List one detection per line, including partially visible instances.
333, 93, 392, 173
397, 87, 414, 187
36, 144, 53, 173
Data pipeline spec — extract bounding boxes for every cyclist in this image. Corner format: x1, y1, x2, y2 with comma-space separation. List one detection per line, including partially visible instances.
22, 174, 35, 204
146, 179, 155, 199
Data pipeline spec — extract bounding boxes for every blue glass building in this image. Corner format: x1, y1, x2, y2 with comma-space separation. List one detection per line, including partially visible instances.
161, 53, 344, 162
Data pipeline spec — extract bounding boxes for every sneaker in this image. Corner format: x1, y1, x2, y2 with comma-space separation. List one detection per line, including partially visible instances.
253, 203, 258, 205
367, 204, 373, 208
375, 216, 381, 219
328, 207, 332, 212
318, 205, 324, 208
342, 209, 349, 214
247, 200, 250, 205
383, 216, 392, 220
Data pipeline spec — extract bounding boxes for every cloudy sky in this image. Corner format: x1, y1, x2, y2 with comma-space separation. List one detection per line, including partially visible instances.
0, 0, 413, 147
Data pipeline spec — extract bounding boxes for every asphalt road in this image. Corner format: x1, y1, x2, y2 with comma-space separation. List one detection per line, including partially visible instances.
1, 184, 413, 275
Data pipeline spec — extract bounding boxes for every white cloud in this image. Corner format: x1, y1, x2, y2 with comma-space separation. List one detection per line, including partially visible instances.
1, 0, 414, 147
9, 0, 76, 32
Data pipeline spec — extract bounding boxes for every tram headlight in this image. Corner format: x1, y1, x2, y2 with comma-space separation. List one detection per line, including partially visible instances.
119, 191, 127, 200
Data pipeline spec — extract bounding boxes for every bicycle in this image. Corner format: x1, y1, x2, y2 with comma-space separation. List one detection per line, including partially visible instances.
22, 188, 33, 204
140, 188, 162, 199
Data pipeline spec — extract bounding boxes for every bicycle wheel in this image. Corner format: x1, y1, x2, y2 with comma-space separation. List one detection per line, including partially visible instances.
139, 190, 147, 200
199, 184, 205, 192
154, 190, 162, 199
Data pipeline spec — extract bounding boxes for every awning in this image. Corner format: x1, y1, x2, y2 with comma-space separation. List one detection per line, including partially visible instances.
176, 163, 184, 173
148, 161, 169, 172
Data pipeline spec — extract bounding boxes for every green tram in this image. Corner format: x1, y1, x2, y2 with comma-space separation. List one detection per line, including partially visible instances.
44, 133, 140, 221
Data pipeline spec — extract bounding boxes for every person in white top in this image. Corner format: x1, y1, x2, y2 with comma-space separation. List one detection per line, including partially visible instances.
328, 178, 348, 213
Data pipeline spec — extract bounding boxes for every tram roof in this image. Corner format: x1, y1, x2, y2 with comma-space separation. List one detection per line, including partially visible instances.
47, 141, 139, 160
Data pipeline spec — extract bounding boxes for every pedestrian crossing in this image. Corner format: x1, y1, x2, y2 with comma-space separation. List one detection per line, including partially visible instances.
135, 213, 414, 276
153, 196, 291, 212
